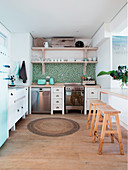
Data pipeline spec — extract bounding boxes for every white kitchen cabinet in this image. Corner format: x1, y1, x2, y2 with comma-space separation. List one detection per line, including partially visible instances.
51, 87, 64, 115
8, 87, 28, 134
84, 86, 101, 114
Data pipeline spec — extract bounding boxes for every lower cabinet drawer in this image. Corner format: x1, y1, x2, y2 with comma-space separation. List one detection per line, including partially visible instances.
87, 88, 98, 98
53, 88, 63, 93
53, 99, 62, 105
53, 92, 62, 98
53, 104, 62, 110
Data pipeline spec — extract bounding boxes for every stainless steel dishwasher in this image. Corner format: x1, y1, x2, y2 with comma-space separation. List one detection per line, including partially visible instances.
31, 88, 51, 113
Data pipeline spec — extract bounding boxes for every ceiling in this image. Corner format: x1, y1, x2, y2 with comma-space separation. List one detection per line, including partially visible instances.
0, 0, 127, 38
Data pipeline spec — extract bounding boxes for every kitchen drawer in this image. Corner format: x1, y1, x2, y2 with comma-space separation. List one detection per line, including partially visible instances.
53, 88, 63, 93
53, 104, 62, 110
87, 88, 98, 98
53, 99, 62, 105
53, 92, 62, 98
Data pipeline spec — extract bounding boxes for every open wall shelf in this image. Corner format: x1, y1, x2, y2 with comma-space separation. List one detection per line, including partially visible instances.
31, 47, 98, 74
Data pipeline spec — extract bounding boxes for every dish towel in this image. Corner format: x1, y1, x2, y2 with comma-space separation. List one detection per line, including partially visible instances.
19, 61, 27, 83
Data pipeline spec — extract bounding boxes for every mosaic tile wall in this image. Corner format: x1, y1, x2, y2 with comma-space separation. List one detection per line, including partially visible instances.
32, 63, 96, 83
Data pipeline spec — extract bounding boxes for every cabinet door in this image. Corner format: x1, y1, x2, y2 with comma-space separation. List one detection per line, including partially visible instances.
8, 105, 16, 130
8, 91, 15, 130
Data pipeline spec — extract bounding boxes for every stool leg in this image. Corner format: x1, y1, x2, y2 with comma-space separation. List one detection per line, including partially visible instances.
92, 110, 100, 143
108, 115, 114, 143
86, 103, 92, 130
98, 114, 107, 155
90, 104, 96, 136
105, 123, 109, 137
115, 114, 124, 155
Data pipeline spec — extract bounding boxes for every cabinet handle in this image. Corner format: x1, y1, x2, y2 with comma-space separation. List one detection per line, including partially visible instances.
21, 106, 23, 109
56, 95, 59, 97
56, 107, 59, 109
11, 93, 13, 96
56, 89, 59, 91
17, 109, 19, 112
14, 96, 25, 103
56, 101, 59, 103
91, 92, 94, 94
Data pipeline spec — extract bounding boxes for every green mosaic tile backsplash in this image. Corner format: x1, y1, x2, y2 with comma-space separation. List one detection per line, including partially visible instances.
32, 63, 96, 83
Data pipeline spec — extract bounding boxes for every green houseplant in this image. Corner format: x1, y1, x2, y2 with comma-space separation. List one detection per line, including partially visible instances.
97, 66, 128, 88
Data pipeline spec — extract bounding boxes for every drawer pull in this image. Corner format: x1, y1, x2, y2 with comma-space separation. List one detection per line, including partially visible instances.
56, 107, 59, 109
56, 101, 59, 103
17, 109, 19, 112
91, 92, 94, 94
21, 106, 23, 109
14, 96, 26, 103
56, 89, 59, 91
11, 93, 13, 96
56, 95, 59, 97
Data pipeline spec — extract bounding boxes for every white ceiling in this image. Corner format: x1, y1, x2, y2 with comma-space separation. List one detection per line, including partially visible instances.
0, 0, 127, 38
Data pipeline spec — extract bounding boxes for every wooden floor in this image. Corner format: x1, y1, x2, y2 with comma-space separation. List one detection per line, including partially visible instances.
0, 113, 127, 170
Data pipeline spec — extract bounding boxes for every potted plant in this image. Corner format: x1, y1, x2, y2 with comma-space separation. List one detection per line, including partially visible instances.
97, 66, 128, 88
10, 75, 16, 85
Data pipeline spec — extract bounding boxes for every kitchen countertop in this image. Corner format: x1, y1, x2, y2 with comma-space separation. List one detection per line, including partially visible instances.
8, 84, 101, 89
8, 85, 29, 90
30, 83, 101, 88
99, 88, 128, 100
30, 83, 65, 88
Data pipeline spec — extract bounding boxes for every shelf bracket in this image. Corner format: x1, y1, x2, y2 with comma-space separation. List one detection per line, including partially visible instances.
42, 63, 45, 75
83, 49, 87, 60
83, 63, 87, 75
42, 49, 45, 75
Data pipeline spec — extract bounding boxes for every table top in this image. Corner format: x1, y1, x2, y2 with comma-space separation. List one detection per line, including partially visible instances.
99, 88, 128, 100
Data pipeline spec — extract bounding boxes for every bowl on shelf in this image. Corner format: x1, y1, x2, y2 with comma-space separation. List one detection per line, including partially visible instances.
92, 57, 97, 61
87, 58, 92, 61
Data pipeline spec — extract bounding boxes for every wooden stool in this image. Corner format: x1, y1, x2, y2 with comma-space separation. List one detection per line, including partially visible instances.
86, 99, 106, 136
92, 105, 124, 155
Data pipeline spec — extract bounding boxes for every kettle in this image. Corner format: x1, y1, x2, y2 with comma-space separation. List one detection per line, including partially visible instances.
49, 78, 54, 85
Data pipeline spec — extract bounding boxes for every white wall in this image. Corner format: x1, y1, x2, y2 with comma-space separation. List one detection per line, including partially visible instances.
92, 3, 128, 129
110, 4, 127, 33
0, 23, 11, 56
10, 33, 32, 85
95, 38, 111, 104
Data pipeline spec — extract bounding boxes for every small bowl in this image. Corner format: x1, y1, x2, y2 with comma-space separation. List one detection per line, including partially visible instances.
93, 57, 97, 61
87, 77, 91, 80
87, 58, 92, 61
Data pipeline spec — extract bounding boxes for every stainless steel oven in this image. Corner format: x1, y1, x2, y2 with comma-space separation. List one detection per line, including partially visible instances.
65, 83, 84, 113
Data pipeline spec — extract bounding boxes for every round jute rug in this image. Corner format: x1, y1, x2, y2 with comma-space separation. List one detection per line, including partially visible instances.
27, 117, 80, 137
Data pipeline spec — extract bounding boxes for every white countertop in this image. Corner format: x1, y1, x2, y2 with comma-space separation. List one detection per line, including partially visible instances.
99, 88, 128, 100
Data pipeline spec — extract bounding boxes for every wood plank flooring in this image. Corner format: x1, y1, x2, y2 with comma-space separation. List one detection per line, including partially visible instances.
0, 113, 127, 170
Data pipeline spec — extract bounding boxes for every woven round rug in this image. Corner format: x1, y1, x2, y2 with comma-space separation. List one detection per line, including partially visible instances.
27, 117, 80, 137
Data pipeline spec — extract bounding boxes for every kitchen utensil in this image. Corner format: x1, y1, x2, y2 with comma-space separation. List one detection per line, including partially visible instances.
49, 78, 54, 85
37, 79, 46, 85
